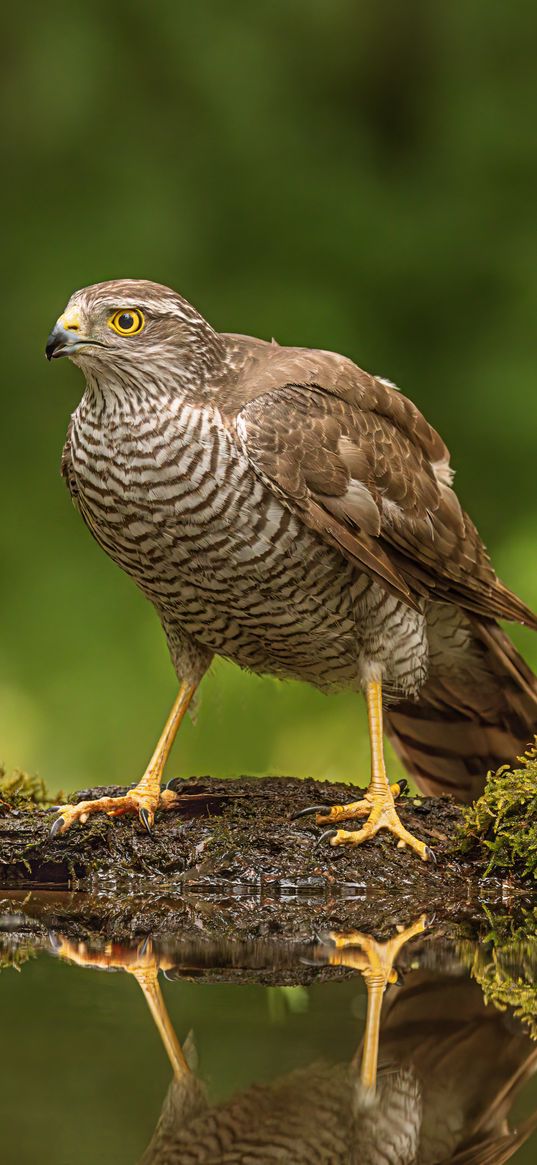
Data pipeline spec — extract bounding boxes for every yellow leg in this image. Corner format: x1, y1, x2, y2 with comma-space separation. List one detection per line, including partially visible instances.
52, 936, 190, 1079
319, 915, 427, 1095
295, 680, 432, 861
51, 679, 198, 837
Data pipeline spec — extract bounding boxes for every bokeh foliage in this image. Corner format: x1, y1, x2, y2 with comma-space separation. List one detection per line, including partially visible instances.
1, 0, 537, 792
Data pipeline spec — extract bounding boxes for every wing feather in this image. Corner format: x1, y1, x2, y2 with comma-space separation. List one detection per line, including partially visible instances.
228, 343, 537, 630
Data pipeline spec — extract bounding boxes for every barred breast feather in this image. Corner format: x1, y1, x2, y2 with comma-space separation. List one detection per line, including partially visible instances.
66, 382, 428, 697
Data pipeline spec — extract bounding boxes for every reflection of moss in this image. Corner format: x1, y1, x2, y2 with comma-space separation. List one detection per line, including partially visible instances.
473, 950, 537, 1038
0, 764, 61, 808
467, 907, 537, 1038
462, 742, 537, 877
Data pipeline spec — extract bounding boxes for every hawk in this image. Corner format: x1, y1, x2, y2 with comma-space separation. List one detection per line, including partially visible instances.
45, 279, 537, 861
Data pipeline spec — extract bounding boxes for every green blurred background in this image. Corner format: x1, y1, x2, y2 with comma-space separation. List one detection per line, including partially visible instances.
2, 0, 537, 795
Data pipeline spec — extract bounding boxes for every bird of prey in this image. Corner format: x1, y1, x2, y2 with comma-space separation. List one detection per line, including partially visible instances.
45, 279, 537, 860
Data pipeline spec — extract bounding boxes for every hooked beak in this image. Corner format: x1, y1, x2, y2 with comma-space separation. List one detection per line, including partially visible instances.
45, 322, 81, 360
45, 307, 104, 361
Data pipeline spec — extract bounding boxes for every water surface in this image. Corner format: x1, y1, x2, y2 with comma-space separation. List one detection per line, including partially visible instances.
1, 894, 537, 1164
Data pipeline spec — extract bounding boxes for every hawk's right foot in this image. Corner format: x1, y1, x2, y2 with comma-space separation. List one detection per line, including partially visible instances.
50, 681, 199, 838
49, 784, 167, 837
49, 785, 188, 838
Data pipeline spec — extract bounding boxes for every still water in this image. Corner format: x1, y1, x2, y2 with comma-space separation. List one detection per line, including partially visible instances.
1, 895, 537, 1165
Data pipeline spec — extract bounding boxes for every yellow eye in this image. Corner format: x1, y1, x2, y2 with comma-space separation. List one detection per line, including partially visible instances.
109, 308, 145, 336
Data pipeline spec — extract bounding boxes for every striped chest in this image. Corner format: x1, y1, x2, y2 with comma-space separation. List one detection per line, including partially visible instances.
66, 388, 427, 694
67, 392, 352, 619
69, 396, 271, 572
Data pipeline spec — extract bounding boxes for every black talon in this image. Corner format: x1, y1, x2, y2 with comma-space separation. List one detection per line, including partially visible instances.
314, 827, 338, 850
140, 807, 153, 835
397, 779, 409, 796
425, 845, 437, 863
138, 935, 151, 957
44, 804, 62, 813
292, 804, 330, 821
50, 817, 65, 838
392, 970, 405, 987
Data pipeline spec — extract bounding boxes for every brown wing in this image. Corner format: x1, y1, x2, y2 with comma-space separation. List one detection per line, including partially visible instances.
229, 342, 537, 629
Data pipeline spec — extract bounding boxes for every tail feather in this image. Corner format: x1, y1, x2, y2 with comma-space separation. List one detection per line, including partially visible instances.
385, 615, 537, 802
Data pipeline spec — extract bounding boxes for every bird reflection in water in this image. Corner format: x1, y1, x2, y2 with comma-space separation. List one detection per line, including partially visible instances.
52, 919, 537, 1164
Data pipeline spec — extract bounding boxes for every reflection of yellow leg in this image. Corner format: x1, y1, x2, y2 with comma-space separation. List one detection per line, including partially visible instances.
316, 682, 431, 861
52, 936, 190, 1079
127, 950, 190, 1080
322, 915, 427, 1095
51, 679, 199, 837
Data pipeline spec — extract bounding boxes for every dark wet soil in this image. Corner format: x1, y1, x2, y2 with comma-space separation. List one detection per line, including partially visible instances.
0, 774, 465, 888
0, 774, 515, 942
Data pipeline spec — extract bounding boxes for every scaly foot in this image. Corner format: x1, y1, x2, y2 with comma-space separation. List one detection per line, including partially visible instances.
49, 785, 182, 837
294, 779, 407, 824
294, 779, 433, 862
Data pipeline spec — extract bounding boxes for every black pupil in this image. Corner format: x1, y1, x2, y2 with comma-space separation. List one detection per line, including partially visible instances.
118, 312, 135, 331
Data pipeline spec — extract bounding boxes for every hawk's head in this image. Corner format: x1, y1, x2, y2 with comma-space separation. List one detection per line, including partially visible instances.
46, 278, 223, 386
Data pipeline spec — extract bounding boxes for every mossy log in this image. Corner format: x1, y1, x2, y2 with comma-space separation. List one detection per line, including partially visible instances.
0, 773, 513, 936
0, 774, 466, 886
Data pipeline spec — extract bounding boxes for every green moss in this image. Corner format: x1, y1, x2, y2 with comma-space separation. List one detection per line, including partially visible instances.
462, 742, 537, 877
0, 764, 62, 808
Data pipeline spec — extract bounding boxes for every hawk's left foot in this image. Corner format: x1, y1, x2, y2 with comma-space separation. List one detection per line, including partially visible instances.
296, 780, 432, 862
295, 680, 434, 863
